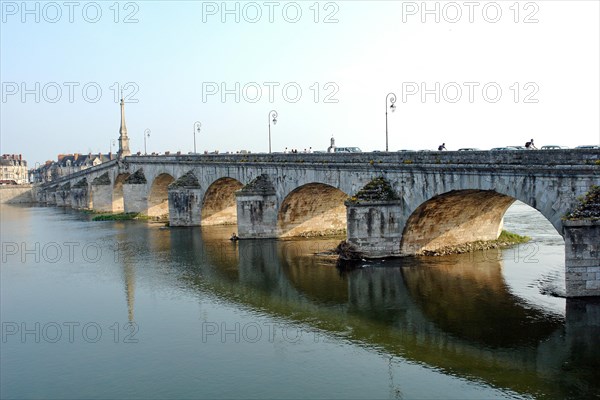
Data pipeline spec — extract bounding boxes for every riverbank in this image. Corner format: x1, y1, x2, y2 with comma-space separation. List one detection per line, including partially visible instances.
331, 230, 530, 260
92, 212, 152, 221
420, 230, 530, 256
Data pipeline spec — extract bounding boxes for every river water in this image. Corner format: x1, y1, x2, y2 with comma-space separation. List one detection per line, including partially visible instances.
1, 202, 599, 399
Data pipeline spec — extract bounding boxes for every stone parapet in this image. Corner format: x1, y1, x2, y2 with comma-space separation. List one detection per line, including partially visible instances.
125, 148, 599, 167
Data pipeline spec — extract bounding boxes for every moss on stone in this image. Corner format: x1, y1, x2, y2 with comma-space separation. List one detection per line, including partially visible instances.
73, 178, 88, 188
169, 171, 200, 188
125, 169, 147, 184
238, 174, 275, 195
348, 177, 398, 203
564, 185, 600, 221
92, 172, 111, 186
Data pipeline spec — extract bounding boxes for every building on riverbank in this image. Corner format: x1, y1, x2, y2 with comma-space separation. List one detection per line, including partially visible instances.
1, 154, 28, 185
29, 152, 114, 183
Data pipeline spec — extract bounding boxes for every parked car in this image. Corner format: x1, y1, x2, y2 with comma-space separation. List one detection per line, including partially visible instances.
490, 146, 526, 151
541, 145, 569, 150
458, 148, 480, 151
334, 147, 362, 153
575, 145, 600, 149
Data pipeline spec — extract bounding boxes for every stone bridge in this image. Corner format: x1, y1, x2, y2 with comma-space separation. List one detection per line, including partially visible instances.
34, 149, 600, 297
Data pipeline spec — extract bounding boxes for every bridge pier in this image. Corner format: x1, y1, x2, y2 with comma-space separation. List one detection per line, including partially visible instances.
46, 190, 57, 205
123, 184, 148, 214
36, 189, 47, 204
564, 220, 600, 297
70, 179, 90, 210
123, 169, 148, 214
70, 188, 90, 209
168, 172, 202, 226
56, 183, 71, 207
235, 174, 278, 238
91, 174, 114, 212
345, 200, 404, 258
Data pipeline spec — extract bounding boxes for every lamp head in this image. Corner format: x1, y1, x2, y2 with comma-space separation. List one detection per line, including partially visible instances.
272, 117, 277, 125
390, 103, 396, 112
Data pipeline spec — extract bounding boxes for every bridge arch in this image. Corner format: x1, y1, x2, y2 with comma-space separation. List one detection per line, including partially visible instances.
399, 187, 564, 255
400, 190, 516, 254
201, 177, 243, 225
278, 183, 348, 237
147, 173, 175, 219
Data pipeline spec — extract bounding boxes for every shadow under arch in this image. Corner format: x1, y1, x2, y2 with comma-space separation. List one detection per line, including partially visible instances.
148, 173, 175, 218
113, 173, 130, 212
401, 189, 523, 255
201, 177, 243, 226
399, 253, 564, 348
278, 183, 348, 237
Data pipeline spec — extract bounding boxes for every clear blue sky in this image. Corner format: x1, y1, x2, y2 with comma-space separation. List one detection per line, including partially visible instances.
1, 1, 599, 165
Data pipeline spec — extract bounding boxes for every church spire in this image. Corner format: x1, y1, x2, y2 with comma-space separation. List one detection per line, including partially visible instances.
117, 96, 131, 158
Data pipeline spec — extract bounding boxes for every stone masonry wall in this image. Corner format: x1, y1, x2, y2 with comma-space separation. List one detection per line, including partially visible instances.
564, 220, 600, 297
346, 200, 404, 258
0, 185, 33, 203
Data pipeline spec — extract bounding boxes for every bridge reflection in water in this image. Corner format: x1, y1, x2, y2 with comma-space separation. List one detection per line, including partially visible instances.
157, 226, 600, 399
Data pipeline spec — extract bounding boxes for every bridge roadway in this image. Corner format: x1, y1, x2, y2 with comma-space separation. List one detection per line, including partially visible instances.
34, 149, 600, 297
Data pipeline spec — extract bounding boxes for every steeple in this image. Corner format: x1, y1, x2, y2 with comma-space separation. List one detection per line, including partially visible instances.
117, 97, 131, 158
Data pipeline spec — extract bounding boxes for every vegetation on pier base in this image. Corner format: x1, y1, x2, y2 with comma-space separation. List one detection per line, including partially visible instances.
421, 230, 530, 256
347, 177, 398, 204
333, 240, 364, 261
564, 185, 600, 221
92, 212, 150, 221
332, 230, 529, 261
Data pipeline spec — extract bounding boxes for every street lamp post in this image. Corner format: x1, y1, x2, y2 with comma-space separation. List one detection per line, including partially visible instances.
385, 93, 397, 152
144, 129, 151, 155
268, 110, 278, 154
194, 121, 201, 154
34, 162, 40, 183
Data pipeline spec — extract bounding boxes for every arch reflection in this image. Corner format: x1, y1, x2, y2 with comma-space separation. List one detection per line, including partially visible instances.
169, 227, 600, 398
